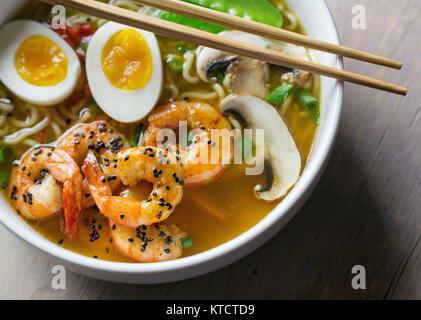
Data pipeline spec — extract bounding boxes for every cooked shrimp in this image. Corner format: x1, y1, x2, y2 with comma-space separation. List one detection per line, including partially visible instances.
57, 121, 130, 207
111, 222, 187, 262
142, 100, 232, 186
9, 146, 83, 239
82, 147, 184, 228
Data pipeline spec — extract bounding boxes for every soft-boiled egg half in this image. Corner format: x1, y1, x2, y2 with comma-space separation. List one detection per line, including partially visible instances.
86, 22, 163, 123
0, 20, 81, 106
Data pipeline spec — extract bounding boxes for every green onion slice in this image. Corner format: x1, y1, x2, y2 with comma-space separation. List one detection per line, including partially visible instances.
80, 41, 89, 53
0, 145, 14, 163
129, 140, 138, 147
0, 172, 9, 185
168, 56, 184, 75
181, 237, 193, 248
296, 89, 321, 125
266, 84, 294, 104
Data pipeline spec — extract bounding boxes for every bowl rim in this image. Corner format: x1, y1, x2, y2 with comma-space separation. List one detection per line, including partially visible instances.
0, 0, 344, 276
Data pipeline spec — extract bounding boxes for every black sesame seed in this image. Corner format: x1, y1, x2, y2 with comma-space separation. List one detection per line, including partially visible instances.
58, 239, 64, 244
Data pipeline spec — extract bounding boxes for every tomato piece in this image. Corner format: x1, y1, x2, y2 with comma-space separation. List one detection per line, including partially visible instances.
76, 47, 85, 62
80, 24, 93, 36
38, 129, 47, 144
84, 84, 92, 98
67, 25, 82, 45
96, 115, 109, 121
67, 92, 83, 105
61, 33, 73, 47
55, 28, 65, 36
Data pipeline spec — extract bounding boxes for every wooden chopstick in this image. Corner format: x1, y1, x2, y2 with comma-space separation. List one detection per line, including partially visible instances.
39, 0, 407, 96
133, 0, 402, 70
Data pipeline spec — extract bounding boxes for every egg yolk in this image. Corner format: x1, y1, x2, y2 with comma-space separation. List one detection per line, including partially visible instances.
15, 35, 68, 87
101, 28, 153, 91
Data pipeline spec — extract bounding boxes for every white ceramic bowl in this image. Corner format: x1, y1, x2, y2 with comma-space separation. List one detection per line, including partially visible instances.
0, 0, 343, 283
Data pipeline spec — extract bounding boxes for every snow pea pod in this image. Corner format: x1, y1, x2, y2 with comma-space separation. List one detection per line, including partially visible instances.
148, 0, 283, 34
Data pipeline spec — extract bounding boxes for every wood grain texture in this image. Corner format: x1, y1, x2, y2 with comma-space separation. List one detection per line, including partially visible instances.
0, 0, 420, 299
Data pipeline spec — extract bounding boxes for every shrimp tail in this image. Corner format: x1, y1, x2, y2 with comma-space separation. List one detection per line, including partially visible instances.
82, 150, 113, 212
61, 177, 82, 240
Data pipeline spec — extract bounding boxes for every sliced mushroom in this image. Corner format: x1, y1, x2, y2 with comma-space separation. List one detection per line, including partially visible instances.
275, 42, 312, 86
224, 58, 269, 99
220, 94, 302, 201
281, 68, 312, 87
196, 31, 269, 82
196, 31, 313, 98
196, 31, 270, 98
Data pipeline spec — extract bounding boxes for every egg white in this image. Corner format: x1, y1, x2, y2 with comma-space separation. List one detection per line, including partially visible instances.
86, 22, 163, 123
0, 20, 81, 106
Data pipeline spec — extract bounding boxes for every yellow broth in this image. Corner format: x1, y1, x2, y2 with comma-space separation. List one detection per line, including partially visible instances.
1, 0, 318, 262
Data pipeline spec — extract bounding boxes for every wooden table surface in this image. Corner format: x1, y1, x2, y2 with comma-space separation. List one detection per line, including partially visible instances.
0, 0, 420, 300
